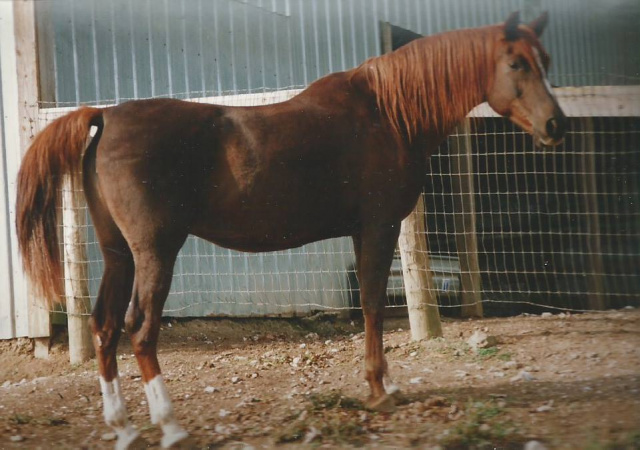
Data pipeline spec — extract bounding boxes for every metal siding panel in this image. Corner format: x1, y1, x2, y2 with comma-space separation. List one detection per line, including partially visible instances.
70, 1, 96, 103
51, 0, 75, 104
247, 3, 268, 90
256, 0, 268, 89
286, 0, 305, 86
218, 1, 236, 92
299, 0, 313, 83
148, 1, 170, 97
130, 0, 153, 99
164, 0, 186, 98
359, 0, 371, 60
111, 0, 137, 101
196, 0, 214, 96
265, 0, 282, 88
92, 0, 117, 103
228, 1, 244, 92
323, 0, 335, 73
43, 0, 640, 105
346, 0, 360, 68
335, 0, 349, 70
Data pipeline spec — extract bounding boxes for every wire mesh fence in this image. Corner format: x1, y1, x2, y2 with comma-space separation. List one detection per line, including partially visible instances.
426, 117, 640, 316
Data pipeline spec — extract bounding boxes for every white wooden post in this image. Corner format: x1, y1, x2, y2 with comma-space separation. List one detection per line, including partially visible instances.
63, 174, 95, 364
398, 195, 443, 340
0, 0, 51, 353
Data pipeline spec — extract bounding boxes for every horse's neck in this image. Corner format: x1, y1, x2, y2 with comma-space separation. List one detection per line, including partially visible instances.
411, 32, 492, 139
359, 27, 494, 145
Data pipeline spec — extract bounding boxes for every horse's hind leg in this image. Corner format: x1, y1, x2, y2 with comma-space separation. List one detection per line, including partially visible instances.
84, 145, 146, 448
89, 242, 141, 448
353, 223, 401, 412
124, 243, 189, 448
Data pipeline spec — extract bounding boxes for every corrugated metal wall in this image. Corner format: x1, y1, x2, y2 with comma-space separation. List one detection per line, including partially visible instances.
33, 0, 640, 317
38, 0, 640, 107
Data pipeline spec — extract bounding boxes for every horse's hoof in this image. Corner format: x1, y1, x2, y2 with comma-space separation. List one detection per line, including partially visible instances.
389, 387, 405, 404
114, 428, 148, 450
386, 384, 404, 400
126, 434, 151, 450
161, 432, 196, 449
365, 394, 397, 413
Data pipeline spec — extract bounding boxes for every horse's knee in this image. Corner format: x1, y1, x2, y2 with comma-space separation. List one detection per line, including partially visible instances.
90, 315, 120, 349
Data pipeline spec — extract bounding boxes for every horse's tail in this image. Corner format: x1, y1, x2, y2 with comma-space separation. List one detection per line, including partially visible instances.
16, 106, 103, 308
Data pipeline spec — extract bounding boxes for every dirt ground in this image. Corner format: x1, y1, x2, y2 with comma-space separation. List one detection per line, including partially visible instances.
1, 308, 639, 449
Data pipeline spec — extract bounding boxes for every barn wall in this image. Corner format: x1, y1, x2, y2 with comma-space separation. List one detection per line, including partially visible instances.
38, 0, 640, 107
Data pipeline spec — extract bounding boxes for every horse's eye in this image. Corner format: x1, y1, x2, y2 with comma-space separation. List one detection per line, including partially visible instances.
509, 58, 529, 72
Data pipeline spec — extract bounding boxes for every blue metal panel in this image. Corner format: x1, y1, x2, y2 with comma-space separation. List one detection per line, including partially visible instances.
41, 0, 640, 104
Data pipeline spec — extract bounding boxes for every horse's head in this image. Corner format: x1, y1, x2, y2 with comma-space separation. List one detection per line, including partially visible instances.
487, 12, 567, 147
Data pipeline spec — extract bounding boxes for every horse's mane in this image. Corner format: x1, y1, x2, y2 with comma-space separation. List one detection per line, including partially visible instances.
358, 26, 499, 142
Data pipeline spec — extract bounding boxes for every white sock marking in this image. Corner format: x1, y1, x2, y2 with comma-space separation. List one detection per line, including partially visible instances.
99, 377, 139, 448
144, 375, 189, 448
384, 376, 400, 394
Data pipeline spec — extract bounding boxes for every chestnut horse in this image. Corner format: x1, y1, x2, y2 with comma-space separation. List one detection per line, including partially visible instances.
17, 12, 564, 449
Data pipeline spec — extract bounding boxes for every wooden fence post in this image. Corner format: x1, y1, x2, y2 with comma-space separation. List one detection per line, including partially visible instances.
579, 118, 606, 310
451, 119, 483, 318
62, 174, 95, 364
398, 195, 443, 340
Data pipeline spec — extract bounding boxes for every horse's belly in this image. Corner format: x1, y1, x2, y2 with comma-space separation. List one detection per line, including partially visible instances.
191, 215, 356, 253
190, 190, 358, 252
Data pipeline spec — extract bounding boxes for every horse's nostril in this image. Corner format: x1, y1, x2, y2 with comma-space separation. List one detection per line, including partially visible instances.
546, 117, 564, 140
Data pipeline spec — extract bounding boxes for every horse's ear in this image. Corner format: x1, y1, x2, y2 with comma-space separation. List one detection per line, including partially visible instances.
528, 11, 549, 37
504, 11, 520, 41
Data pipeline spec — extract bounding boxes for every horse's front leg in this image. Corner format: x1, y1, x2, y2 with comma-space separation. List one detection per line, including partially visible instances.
125, 249, 189, 448
352, 223, 401, 412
